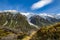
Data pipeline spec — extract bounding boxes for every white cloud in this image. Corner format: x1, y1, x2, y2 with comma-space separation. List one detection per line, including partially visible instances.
4, 10, 18, 12
31, 0, 53, 10
20, 12, 30, 16
0, 10, 18, 13
20, 12, 35, 18
39, 13, 54, 17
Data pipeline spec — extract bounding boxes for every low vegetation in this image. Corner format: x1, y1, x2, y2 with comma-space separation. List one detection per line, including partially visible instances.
0, 12, 60, 40
30, 23, 60, 40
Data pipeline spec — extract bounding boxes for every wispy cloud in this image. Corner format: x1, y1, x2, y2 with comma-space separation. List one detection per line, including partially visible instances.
31, 0, 53, 10
0, 10, 18, 12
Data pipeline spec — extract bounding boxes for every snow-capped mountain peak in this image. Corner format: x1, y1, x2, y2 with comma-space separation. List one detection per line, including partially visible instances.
39, 13, 54, 18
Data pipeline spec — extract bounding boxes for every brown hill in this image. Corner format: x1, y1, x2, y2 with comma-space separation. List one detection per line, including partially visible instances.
30, 23, 60, 40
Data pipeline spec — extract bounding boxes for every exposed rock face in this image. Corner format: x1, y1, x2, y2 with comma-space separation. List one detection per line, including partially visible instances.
30, 15, 60, 27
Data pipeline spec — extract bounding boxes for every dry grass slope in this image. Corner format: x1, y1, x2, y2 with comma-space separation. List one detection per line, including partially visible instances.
30, 22, 60, 40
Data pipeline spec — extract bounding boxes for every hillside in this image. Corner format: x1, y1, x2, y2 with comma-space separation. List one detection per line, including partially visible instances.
30, 23, 60, 40
0, 12, 60, 40
0, 12, 37, 40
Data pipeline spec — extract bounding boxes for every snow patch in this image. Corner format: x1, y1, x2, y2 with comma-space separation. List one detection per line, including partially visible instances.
20, 12, 39, 29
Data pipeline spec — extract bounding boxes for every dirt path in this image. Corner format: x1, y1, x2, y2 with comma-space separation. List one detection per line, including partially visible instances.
22, 31, 37, 40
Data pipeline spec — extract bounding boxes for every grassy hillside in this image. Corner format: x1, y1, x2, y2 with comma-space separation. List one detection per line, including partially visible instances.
0, 12, 37, 33
30, 23, 60, 40
0, 12, 37, 40
0, 12, 60, 40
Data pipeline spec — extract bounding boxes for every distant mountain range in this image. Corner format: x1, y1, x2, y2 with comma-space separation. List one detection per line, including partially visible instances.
29, 15, 60, 27
0, 11, 60, 28
21, 12, 60, 27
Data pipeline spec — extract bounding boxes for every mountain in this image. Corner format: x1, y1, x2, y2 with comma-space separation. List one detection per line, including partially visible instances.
0, 11, 60, 28
0, 11, 60, 40
29, 15, 51, 27
0, 12, 39, 40
0, 12, 37, 34
20, 13, 60, 27
29, 15, 60, 27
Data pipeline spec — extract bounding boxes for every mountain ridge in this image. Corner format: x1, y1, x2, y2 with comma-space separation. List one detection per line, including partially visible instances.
0, 10, 60, 27
0, 11, 60, 40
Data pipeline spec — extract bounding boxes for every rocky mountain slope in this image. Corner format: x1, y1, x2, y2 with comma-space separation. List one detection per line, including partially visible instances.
29, 15, 60, 27
0, 11, 60, 40
0, 12, 37, 40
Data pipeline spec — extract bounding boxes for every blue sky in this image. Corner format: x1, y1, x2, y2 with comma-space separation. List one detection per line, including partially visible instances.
0, 0, 60, 13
